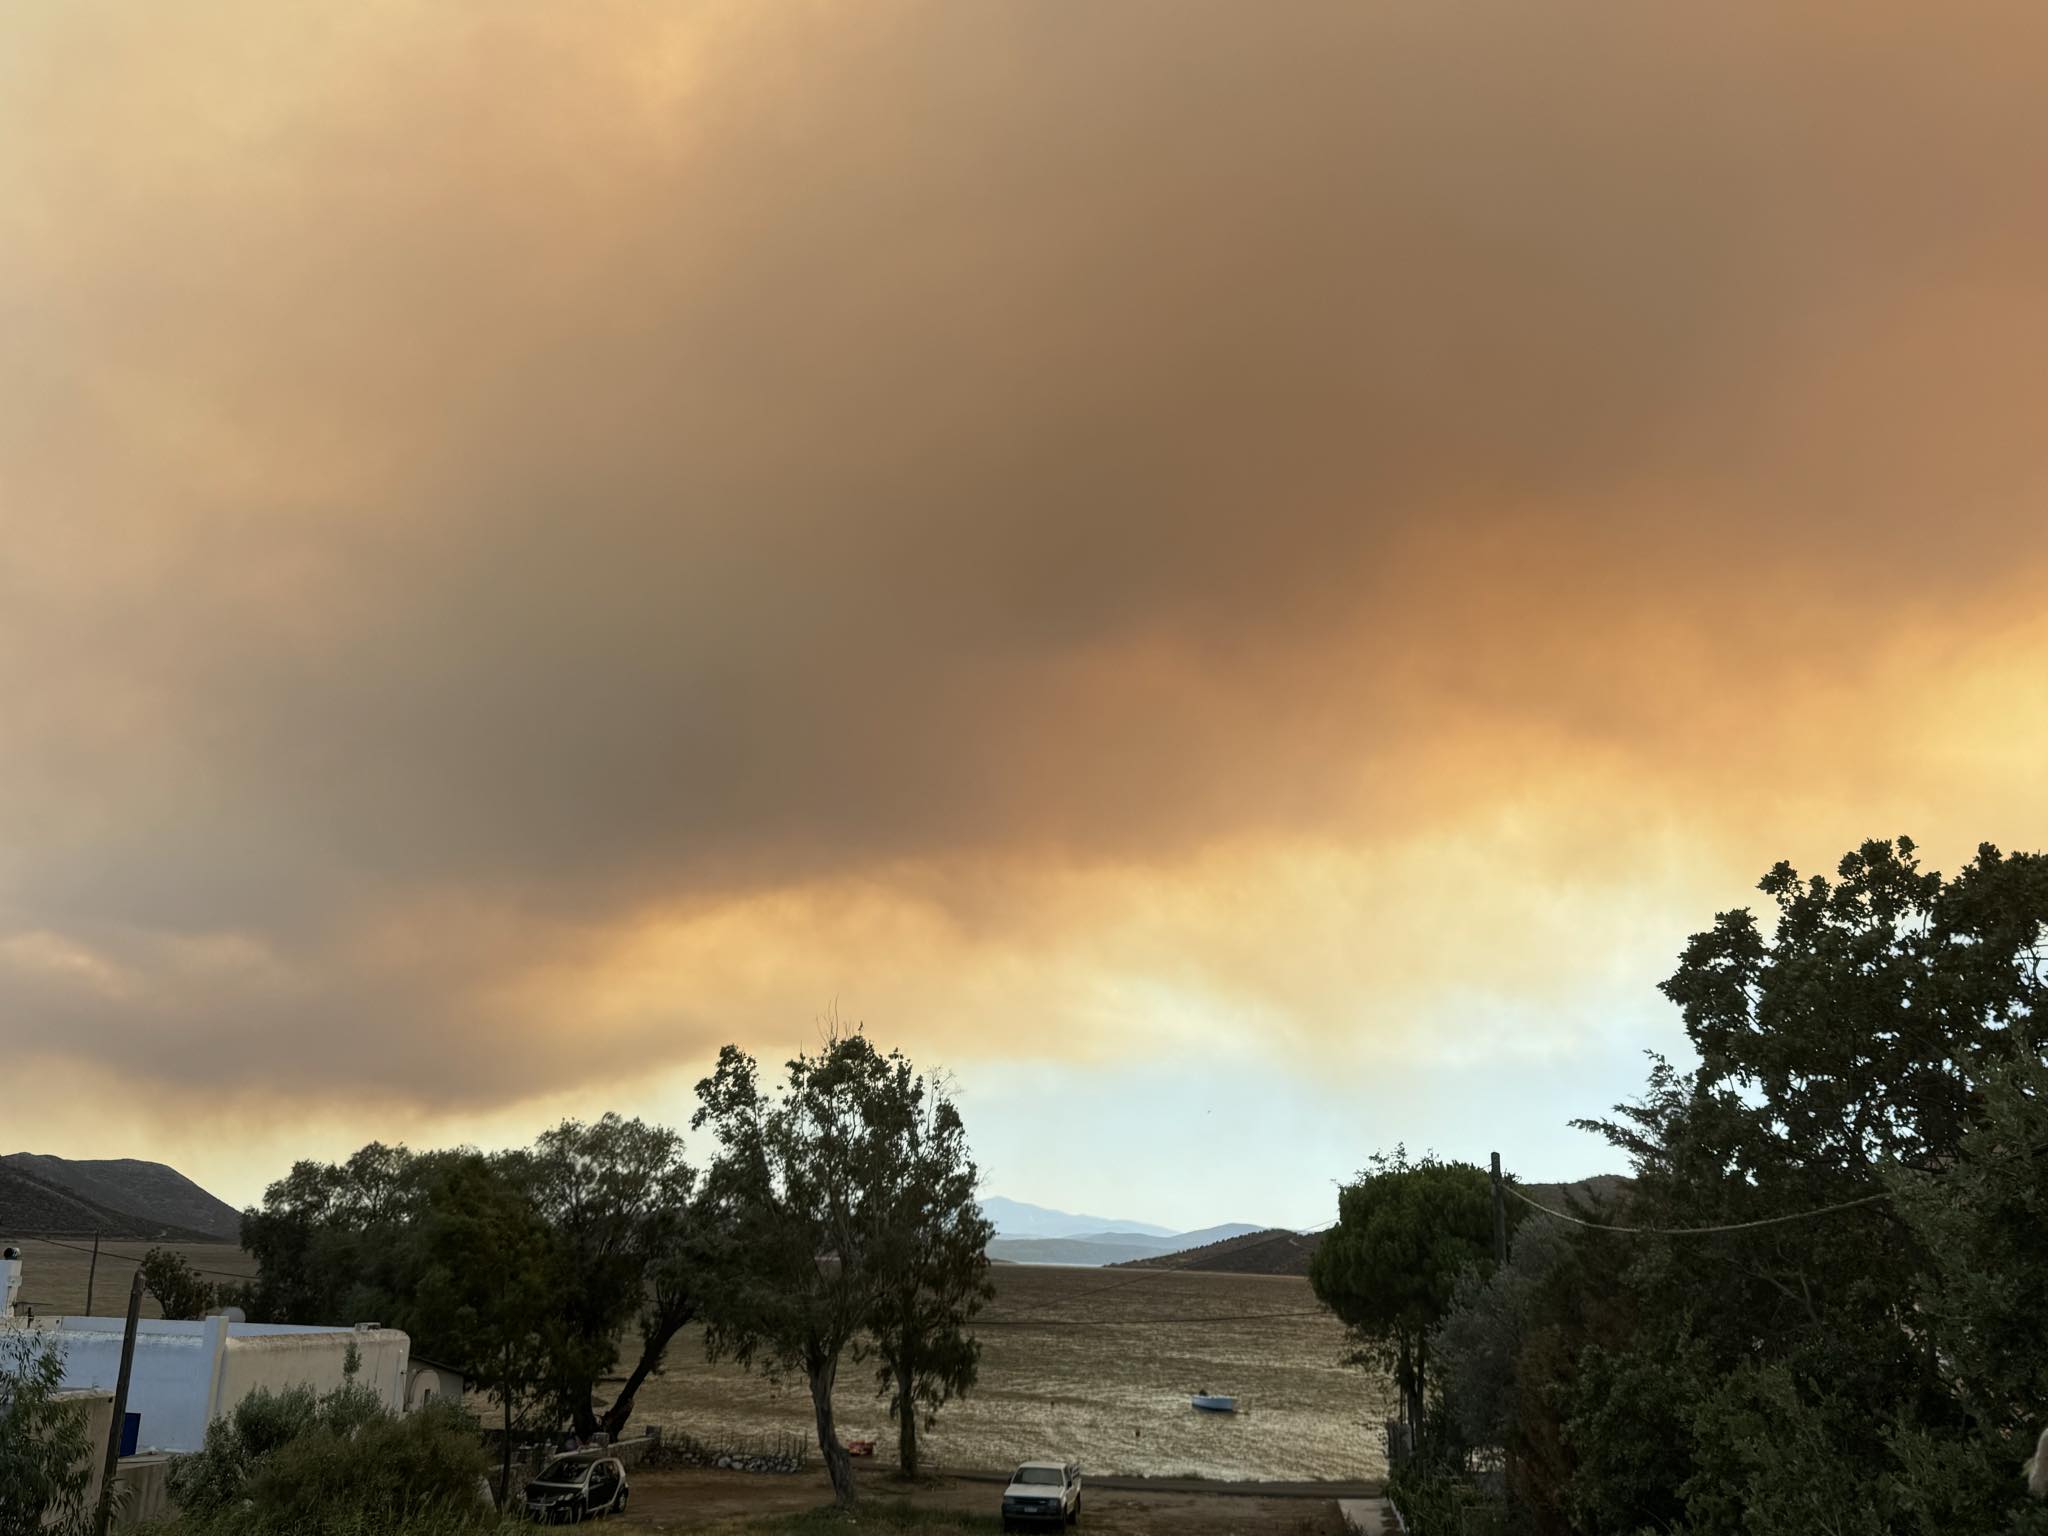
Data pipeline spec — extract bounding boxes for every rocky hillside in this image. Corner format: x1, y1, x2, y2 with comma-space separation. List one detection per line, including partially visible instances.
1, 1153, 240, 1240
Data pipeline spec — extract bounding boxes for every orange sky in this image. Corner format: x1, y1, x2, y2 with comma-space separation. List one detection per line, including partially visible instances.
3, 1, 2046, 1220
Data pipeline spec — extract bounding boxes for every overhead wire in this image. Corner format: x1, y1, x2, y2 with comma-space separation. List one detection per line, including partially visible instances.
1504, 1182, 1891, 1235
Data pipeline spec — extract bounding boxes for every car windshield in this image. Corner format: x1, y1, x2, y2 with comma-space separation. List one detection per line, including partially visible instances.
1015, 1467, 1063, 1486
538, 1461, 587, 1485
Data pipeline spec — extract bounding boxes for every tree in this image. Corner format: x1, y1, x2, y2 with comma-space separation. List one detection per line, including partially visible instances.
240, 1125, 703, 1447
0, 1332, 93, 1536
239, 1141, 422, 1327
406, 1151, 562, 1503
140, 1246, 218, 1320
517, 1114, 702, 1440
1308, 1149, 1502, 1440
1542, 836, 2048, 1532
869, 1076, 995, 1477
693, 1032, 933, 1506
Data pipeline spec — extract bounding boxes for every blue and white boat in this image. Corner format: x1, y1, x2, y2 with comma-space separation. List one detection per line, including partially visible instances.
1190, 1391, 1238, 1413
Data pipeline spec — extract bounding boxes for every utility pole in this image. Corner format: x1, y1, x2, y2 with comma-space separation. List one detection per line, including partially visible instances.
1490, 1152, 1507, 1266
95, 1269, 144, 1536
1491, 1152, 1513, 1533
85, 1231, 100, 1316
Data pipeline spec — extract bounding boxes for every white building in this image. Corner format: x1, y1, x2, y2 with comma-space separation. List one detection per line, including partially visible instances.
3, 1250, 411, 1454
406, 1353, 469, 1410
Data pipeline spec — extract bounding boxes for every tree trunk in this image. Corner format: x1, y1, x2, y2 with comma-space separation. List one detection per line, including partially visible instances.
896, 1358, 918, 1477
599, 1310, 692, 1440
1412, 1334, 1429, 1450
501, 1381, 514, 1506
572, 1392, 601, 1441
810, 1356, 856, 1506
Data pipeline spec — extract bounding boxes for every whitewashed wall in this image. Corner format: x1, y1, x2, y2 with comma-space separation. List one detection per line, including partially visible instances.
26, 1316, 409, 1453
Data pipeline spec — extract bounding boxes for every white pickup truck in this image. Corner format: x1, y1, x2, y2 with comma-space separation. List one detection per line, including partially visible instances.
1001, 1461, 1081, 1529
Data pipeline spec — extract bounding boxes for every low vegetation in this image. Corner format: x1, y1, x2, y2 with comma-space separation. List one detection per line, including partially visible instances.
167, 1378, 494, 1536
0, 1331, 94, 1536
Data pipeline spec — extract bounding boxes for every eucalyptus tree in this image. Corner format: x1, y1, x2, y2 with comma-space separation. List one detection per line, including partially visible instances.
870, 1077, 995, 1477
693, 1032, 937, 1506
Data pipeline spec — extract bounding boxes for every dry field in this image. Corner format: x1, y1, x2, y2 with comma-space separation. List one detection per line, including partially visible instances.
1, 1241, 1392, 1485
629, 1266, 1392, 1483
0, 1236, 257, 1319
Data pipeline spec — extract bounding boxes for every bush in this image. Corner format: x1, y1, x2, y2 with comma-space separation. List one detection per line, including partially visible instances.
165, 1387, 493, 1536
241, 1400, 493, 1535
0, 1332, 96, 1536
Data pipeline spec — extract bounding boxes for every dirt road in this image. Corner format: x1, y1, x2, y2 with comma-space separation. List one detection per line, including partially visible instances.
618, 1464, 1377, 1533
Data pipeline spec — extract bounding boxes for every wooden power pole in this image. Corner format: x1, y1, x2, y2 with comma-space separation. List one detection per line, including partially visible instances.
1490, 1151, 1507, 1266
94, 1269, 144, 1536
1491, 1151, 1514, 1532
85, 1231, 100, 1316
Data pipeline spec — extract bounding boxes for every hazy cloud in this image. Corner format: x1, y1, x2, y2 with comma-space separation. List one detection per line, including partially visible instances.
4, 1, 2047, 1171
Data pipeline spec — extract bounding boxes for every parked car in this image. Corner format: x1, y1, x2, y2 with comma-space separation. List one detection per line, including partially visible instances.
1001, 1460, 1081, 1529
523, 1455, 630, 1523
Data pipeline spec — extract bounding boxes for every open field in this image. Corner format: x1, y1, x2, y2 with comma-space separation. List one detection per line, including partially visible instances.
616, 1465, 1364, 1535
2, 1243, 1391, 1484
0, 1237, 257, 1319
629, 1266, 1392, 1483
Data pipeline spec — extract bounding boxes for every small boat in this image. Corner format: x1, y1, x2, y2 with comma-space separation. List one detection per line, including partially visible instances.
1190, 1392, 1238, 1413
845, 1440, 876, 1457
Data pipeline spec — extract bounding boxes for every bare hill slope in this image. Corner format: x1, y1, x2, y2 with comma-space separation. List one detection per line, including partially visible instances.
2, 1153, 240, 1240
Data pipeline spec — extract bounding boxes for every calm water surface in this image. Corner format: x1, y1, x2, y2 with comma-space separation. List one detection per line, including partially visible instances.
633, 1266, 1393, 1481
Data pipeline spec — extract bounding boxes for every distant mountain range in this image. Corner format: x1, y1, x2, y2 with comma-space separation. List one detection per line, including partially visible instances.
0, 1153, 242, 1241
978, 1196, 1179, 1239
978, 1198, 1267, 1266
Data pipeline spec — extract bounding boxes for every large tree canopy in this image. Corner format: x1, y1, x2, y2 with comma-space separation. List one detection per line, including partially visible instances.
1310, 1149, 1505, 1438
693, 1031, 981, 1505
1433, 837, 2048, 1535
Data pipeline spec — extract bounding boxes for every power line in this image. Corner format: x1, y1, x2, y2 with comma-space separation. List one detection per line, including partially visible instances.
11, 1234, 255, 1281
1505, 1183, 1891, 1236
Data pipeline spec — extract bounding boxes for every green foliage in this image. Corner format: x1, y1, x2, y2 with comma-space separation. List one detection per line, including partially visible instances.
694, 1030, 966, 1505
166, 1384, 491, 1536
141, 1246, 220, 1321
1457, 837, 2048, 1533
0, 1331, 95, 1536
514, 1113, 702, 1439
1434, 1216, 1576, 1450
869, 1078, 996, 1475
1310, 1148, 1504, 1433
238, 1401, 492, 1535
240, 1116, 705, 1455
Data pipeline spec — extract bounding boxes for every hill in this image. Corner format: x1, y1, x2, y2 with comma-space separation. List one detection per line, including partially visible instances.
986, 1221, 1268, 1269
1, 1153, 241, 1241
0, 1162, 211, 1240
1517, 1175, 1631, 1215
1116, 1226, 1325, 1276
1111, 1179, 1635, 1277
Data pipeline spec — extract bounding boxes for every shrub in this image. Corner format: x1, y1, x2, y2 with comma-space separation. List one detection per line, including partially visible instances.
0, 1331, 96, 1536
241, 1400, 493, 1535
166, 1387, 493, 1536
